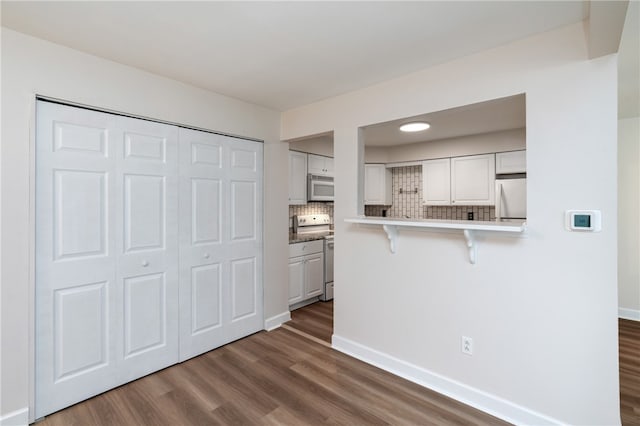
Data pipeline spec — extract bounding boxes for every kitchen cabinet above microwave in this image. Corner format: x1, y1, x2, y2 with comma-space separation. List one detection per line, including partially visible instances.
289, 150, 307, 205
496, 150, 526, 174
422, 153, 496, 206
308, 154, 334, 176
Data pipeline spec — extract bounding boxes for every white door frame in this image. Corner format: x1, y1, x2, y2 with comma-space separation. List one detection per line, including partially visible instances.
27, 95, 264, 423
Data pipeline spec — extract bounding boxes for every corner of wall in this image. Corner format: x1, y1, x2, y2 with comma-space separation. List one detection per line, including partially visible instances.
264, 311, 291, 331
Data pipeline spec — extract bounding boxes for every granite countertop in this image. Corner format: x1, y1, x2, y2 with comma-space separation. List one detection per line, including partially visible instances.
289, 230, 333, 244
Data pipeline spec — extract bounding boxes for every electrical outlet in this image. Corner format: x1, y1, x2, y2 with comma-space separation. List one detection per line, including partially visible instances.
461, 336, 473, 355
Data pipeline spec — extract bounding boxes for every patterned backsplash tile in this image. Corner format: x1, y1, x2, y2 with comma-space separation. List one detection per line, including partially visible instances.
364, 166, 495, 221
289, 165, 496, 225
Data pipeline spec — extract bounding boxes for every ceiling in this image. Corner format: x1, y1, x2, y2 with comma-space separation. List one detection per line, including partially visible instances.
1, 1, 590, 112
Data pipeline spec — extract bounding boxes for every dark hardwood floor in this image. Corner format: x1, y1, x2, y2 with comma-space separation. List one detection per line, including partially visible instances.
39, 300, 507, 426
36, 304, 640, 425
620, 318, 640, 425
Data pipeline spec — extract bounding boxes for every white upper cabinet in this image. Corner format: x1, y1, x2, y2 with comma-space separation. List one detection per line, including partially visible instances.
422, 158, 451, 205
364, 164, 392, 205
496, 150, 526, 174
451, 154, 495, 205
308, 154, 334, 176
289, 151, 307, 205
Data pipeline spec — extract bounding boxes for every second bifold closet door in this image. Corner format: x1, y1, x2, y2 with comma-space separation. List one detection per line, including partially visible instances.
178, 127, 263, 360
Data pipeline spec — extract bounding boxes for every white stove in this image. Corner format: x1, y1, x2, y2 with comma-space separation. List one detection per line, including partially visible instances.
293, 214, 331, 234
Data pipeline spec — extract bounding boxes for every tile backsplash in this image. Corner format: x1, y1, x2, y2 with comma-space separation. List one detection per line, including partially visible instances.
289, 165, 495, 226
289, 202, 334, 229
364, 165, 495, 221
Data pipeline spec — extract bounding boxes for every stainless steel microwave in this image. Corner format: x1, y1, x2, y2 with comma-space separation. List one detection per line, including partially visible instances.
307, 174, 334, 201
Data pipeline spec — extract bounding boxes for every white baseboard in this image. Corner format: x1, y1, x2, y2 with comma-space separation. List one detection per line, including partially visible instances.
288, 297, 319, 311
264, 311, 291, 331
619, 307, 640, 321
332, 334, 561, 426
0, 408, 29, 426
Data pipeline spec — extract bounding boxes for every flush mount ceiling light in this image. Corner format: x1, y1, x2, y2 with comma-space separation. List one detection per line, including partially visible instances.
399, 122, 430, 132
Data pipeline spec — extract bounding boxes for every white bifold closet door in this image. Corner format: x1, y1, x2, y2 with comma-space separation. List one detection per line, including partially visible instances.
35, 101, 263, 418
178, 128, 263, 360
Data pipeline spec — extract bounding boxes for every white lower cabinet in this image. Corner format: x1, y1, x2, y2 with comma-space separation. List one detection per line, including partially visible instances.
288, 240, 324, 306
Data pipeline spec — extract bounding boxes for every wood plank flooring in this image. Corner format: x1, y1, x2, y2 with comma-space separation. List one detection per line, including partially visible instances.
620, 318, 640, 425
36, 305, 640, 425
285, 300, 334, 344
38, 300, 507, 426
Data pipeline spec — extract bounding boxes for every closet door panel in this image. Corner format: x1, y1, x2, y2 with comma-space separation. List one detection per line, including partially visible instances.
230, 257, 257, 320
191, 263, 223, 334
53, 281, 108, 379
179, 130, 263, 360
178, 129, 228, 360
123, 272, 167, 357
36, 101, 118, 418
115, 116, 179, 383
54, 170, 108, 259
123, 174, 165, 251
230, 180, 257, 242
225, 139, 263, 340
191, 177, 222, 245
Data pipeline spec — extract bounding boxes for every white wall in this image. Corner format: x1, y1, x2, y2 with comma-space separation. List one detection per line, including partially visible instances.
288, 135, 334, 157
364, 128, 526, 164
363, 146, 389, 163
282, 23, 619, 425
380, 128, 525, 164
619, 116, 640, 319
0, 28, 289, 420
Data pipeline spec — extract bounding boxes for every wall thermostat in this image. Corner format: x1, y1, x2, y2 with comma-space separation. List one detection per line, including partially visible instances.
565, 210, 601, 232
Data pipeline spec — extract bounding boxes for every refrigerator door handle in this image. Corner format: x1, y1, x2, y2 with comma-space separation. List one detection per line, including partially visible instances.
495, 181, 503, 222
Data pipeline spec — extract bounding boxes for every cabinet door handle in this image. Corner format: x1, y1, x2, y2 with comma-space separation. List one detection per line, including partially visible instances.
204, 253, 210, 259
142, 260, 149, 267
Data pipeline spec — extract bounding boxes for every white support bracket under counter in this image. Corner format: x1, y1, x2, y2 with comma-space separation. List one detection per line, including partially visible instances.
344, 217, 527, 264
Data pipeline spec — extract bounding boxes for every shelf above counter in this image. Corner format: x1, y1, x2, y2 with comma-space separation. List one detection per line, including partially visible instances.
344, 216, 527, 264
